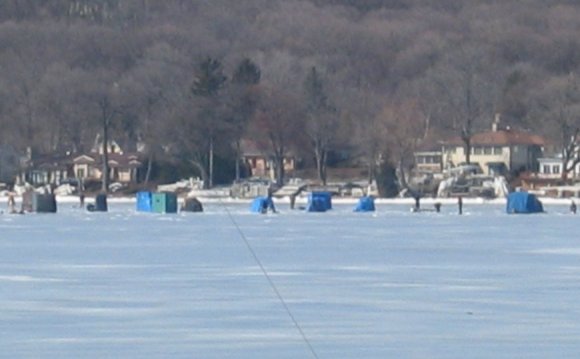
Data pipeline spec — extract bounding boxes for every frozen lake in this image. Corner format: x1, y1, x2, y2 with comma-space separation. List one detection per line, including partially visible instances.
1, 201, 580, 358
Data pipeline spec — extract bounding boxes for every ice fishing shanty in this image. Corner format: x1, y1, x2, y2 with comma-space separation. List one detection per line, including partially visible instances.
506, 192, 544, 214
136, 191, 178, 214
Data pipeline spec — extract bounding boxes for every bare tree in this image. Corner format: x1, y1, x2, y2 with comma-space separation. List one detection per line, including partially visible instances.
380, 99, 426, 190
120, 42, 189, 185
249, 86, 303, 186
335, 86, 384, 185
529, 73, 580, 179
72, 70, 124, 192
302, 66, 338, 185
426, 45, 500, 164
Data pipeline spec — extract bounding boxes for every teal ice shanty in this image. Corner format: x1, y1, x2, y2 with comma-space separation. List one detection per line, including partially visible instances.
152, 192, 178, 213
354, 196, 375, 212
136, 191, 177, 213
506, 192, 543, 214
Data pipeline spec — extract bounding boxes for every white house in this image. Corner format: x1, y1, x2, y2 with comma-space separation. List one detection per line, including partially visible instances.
441, 116, 544, 176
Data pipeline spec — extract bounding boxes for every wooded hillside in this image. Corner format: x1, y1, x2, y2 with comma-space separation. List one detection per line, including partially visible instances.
1, 0, 579, 189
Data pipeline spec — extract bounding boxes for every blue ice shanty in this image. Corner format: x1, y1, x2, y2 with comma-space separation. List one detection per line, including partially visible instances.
506, 192, 544, 214
136, 191, 178, 213
250, 196, 276, 213
306, 192, 332, 212
354, 196, 375, 212
136, 191, 153, 212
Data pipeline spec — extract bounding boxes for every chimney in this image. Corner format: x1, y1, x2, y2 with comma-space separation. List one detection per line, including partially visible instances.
492, 113, 501, 132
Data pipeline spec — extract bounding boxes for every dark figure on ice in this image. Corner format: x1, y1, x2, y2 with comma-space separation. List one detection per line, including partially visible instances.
261, 190, 277, 214
458, 196, 463, 215
434, 202, 441, 213
289, 185, 306, 210
571, 200, 577, 214
289, 193, 296, 210
7, 193, 15, 213
413, 195, 420, 212
261, 199, 269, 214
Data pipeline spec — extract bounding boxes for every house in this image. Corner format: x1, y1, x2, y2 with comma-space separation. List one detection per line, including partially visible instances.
441, 115, 544, 176
240, 139, 296, 181
22, 153, 75, 186
536, 152, 580, 179
21, 138, 142, 187
414, 136, 443, 174
73, 140, 142, 185
536, 135, 580, 179
73, 152, 141, 184
537, 157, 564, 179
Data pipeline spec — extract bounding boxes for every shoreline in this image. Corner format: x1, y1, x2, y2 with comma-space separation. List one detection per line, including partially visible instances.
36, 195, 579, 206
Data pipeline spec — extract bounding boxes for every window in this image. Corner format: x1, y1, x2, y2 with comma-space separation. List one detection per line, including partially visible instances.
484, 147, 492, 155
553, 165, 560, 174
473, 146, 483, 155
76, 168, 85, 178
493, 147, 503, 155
543, 165, 551, 174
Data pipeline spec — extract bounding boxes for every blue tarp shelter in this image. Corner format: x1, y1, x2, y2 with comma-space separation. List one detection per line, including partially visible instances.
136, 191, 153, 212
506, 192, 544, 214
251, 196, 276, 213
354, 196, 375, 212
306, 192, 332, 212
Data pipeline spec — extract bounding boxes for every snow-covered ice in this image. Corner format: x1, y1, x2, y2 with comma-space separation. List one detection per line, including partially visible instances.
1, 201, 580, 358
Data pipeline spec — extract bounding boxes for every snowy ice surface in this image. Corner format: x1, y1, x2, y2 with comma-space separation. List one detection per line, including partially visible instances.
1, 201, 580, 358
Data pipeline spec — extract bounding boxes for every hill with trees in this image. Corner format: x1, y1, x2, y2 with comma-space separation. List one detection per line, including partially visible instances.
1, 0, 579, 194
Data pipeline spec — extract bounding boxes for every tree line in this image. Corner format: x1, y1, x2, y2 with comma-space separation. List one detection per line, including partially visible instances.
2, 0, 580, 193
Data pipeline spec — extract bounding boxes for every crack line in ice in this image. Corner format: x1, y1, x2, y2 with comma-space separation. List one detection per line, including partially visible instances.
220, 199, 320, 359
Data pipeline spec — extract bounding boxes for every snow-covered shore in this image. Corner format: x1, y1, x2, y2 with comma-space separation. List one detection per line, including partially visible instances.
36, 194, 579, 206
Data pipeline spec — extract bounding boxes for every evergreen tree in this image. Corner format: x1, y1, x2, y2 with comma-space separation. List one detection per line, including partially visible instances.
232, 58, 261, 86
190, 57, 227, 188
230, 58, 261, 180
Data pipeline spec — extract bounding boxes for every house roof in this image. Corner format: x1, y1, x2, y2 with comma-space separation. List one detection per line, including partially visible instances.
31, 154, 75, 170
444, 129, 545, 146
74, 152, 142, 168
73, 155, 96, 164
28, 151, 142, 172
415, 135, 444, 152
240, 139, 296, 158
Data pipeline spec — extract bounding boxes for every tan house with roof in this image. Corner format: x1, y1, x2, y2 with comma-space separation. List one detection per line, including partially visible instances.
442, 117, 544, 176
73, 152, 141, 183
22, 137, 142, 187
240, 139, 296, 180
414, 134, 444, 173
71, 136, 142, 183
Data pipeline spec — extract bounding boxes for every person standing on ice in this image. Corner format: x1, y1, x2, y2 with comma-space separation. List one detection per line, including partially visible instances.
289, 193, 296, 210
571, 200, 577, 214
261, 188, 276, 214
7, 193, 16, 213
458, 196, 463, 215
